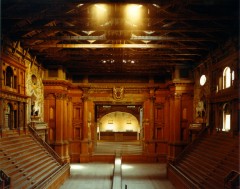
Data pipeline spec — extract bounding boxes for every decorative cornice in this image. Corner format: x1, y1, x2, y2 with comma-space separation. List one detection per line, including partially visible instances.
43, 80, 71, 88
0, 90, 28, 102
1, 53, 27, 70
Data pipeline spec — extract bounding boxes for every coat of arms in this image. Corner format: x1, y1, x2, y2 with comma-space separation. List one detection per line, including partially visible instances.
113, 86, 124, 100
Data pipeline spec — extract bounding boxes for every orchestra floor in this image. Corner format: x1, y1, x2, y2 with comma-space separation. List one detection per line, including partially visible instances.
60, 163, 176, 189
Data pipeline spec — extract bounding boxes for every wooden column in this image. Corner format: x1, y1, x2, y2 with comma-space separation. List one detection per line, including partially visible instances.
168, 92, 182, 161
143, 88, 156, 161
63, 95, 70, 162
67, 97, 73, 142
55, 93, 70, 163
0, 99, 4, 135
80, 88, 91, 162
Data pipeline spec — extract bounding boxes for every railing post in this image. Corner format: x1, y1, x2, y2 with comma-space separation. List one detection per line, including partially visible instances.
0, 170, 11, 189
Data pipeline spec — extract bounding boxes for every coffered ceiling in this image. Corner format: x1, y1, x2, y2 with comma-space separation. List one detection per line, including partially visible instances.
1, 0, 239, 80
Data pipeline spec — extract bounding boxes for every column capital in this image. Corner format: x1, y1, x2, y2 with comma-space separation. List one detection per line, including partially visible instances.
55, 93, 68, 100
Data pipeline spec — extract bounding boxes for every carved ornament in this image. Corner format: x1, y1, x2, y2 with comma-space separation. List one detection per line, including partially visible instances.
113, 86, 124, 100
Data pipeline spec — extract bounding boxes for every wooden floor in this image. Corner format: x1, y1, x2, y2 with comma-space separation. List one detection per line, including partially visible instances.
60, 163, 176, 189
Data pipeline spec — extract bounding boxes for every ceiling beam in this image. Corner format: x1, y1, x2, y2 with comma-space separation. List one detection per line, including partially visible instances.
26, 43, 207, 49
10, 26, 232, 33
21, 35, 220, 42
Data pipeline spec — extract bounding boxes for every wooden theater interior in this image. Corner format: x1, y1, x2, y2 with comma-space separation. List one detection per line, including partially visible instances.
0, 0, 239, 188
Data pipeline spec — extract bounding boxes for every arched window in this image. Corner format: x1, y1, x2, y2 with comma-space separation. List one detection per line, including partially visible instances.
223, 67, 231, 89
6, 66, 13, 87
222, 103, 231, 132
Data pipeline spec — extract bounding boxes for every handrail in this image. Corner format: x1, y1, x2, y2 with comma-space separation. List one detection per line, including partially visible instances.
224, 170, 240, 188
31, 162, 70, 189
0, 169, 11, 189
112, 153, 122, 189
173, 126, 208, 165
168, 163, 201, 189
0, 127, 2, 138
28, 123, 64, 165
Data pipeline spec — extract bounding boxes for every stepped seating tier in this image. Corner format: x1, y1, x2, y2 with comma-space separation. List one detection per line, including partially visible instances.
0, 133, 69, 189
94, 141, 143, 155
168, 132, 239, 189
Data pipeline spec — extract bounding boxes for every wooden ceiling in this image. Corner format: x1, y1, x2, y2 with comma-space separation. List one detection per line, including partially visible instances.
1, 0, 239, 79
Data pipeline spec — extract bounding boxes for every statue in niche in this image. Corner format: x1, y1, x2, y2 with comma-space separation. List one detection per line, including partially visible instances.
31, 101, 39, 116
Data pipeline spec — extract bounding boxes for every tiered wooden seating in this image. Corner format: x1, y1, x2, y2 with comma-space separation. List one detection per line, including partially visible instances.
92, 141, 144, 162
168, 132, 239, 189
0, 133, 69, 189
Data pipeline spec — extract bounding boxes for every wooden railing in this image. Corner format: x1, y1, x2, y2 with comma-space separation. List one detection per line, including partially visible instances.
30, 162, 70, 189
168, 164, 201, 189
173, 126, 208, 165
0, 170, 11, 189
224, 170, 240, 189
28, 123, 64, 165
112, 153, 122, 189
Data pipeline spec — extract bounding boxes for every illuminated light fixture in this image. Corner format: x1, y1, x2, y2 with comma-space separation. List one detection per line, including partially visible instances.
101, 59, 136, 64
87, 40, 96, 44
77, 4, 84, 8
103, 105, 111, 108
93, 4, 108, 24
127, 106, 135, 108
142, 40, 151, 44
127, 120, 131, 124
82, 31, 95, 35
125, 4, 143, 24
200, 75, 206, 86
144, 31, 155, 35
153, 4, 160, 8
94, 4, 107, 11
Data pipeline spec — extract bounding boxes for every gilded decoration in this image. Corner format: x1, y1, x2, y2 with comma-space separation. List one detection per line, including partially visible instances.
113, 86, 124, 100
25, 59, 44, 121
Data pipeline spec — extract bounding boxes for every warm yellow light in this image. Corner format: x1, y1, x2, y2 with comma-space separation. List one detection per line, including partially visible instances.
93, 4, 108, 24
125, 4, 143, 25
115, 158, 122, 165
94, 4, 107, 12
71, 164, 85, 170
224, 114, 231, 131
122, 164, 133, 170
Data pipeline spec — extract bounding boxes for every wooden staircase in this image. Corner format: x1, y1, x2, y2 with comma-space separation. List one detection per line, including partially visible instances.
92, 141, 145, 163
0, 132, 69, 189
94, 141, 143, 155
168, 132, 239, 189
